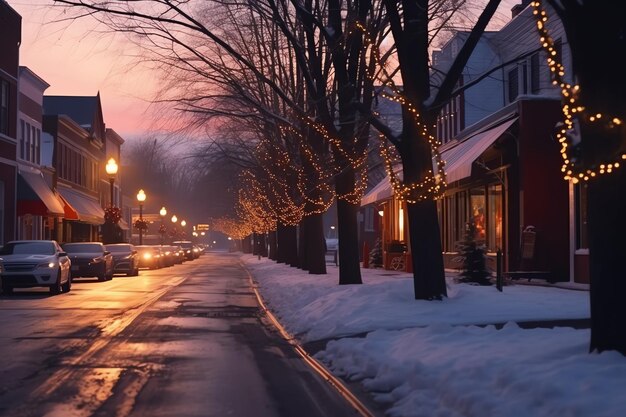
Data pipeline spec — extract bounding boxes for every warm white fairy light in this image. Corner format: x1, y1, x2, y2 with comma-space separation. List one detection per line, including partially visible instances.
531, 1, 625, 183
355, 22, 447, 202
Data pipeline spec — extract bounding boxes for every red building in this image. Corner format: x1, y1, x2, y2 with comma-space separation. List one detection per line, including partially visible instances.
0, 1, 21, 244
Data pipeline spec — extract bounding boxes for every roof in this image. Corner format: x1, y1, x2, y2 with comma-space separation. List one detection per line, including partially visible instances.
43, 95, 100, 129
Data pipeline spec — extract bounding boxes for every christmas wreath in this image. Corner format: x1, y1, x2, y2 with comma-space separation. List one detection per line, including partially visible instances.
104, 206, 122, 224
134, 219, 149, 232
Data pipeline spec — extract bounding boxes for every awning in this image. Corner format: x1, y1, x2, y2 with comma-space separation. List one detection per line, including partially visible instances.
58, 187, 105, 225
441, 117, 518, 183
17, 169, 65, 216
118, 218, 130, 230
361, 167, 403, 207
57, 193, 79, 221
361, 176, 393, 206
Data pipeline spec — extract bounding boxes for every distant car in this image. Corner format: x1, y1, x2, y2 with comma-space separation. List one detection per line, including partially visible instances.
0, 240, 72, 294
62, 242, 114, 281
173, 241, 196, 260
169, 245, 185, 264
135, 245, 162, 270
156, 245, 176, 267
104, 243, 139, 276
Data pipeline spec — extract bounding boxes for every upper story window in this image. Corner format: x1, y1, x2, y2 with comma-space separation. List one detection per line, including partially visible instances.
0, 80, 9, 135
436, 79, 464, 144
507, 52, 542, 103
18, 119, 41, 164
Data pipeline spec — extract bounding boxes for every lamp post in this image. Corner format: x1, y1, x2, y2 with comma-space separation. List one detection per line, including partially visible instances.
137, 189, 146, 245
159, 206, 167, 245
180, 220, 187, 239
103, 158, 119, 244
105, 158, 118, 208
171, 215, 178, 242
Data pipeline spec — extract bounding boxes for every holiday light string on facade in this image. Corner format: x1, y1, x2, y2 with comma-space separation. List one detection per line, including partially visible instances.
354, 22, 447, 202
531, 1, 624, 183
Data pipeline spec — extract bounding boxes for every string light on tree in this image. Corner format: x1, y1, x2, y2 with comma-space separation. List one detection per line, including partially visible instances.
531, 1, 625, 183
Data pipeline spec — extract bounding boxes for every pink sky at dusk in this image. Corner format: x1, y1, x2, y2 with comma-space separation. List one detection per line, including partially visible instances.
8, 0, 164, 139
8, 0, 522, 140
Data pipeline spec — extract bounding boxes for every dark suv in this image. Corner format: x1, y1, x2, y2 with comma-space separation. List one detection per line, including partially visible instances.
104, 243, 139, 276
62, 242, 114, 281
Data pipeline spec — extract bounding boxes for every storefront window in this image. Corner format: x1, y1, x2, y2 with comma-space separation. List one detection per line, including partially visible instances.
470, 188, 486, 242
488, 184, 503, 251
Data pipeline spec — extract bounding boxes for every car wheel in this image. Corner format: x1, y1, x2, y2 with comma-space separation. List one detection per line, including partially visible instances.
97, 265, 107, 282
50, 270, 62, 294
2, 284, 13, 295
62, 272, 72, 293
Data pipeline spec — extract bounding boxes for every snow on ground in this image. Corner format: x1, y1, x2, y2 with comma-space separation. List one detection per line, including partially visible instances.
242, 254, 625, 417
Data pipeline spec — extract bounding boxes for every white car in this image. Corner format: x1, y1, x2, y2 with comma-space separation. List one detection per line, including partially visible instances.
0, 240, 72, 295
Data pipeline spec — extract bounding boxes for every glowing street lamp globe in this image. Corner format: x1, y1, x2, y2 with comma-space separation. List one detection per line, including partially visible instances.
105, 158, 118, 176
160, 207, 167, 217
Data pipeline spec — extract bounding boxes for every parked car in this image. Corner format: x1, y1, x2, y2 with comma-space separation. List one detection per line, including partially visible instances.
104, 243, 139, 276
173, 241, 196, 260
0, 240, 72, 294
156, 245, 176, 267
135, 245, 162, 270
169, 245, 185, 264
62, 242, 114, 281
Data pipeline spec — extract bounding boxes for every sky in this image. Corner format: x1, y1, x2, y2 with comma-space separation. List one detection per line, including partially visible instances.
8, 0, 522, 141
241, 254, 625, 417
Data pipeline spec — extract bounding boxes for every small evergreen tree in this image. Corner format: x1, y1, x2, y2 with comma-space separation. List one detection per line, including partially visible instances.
457, 220, 492, 285
369, 238, 383, 268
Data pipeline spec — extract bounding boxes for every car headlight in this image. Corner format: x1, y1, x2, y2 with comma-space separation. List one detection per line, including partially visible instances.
91, 257, 103, 263
143, 253, 152, 259
38, 262, 57, 268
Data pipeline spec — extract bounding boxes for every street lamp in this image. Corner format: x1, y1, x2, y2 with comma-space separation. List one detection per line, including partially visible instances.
180, 220, 186, 227
170, 215, 178, 242
159, 207, 167, 245
105, 158, 118, 208
137, 189, 146, 245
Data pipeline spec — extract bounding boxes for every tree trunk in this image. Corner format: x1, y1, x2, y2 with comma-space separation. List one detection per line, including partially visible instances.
307, 213, 327, 274
281, 224, 299, 267
242, 235, 252, 253
336, 168, 362, 285
587, 164, 626, 354
298, 218, 310, 271
276, 225, 287, 263
268, 230, 277, 260
407, 201, 447, 299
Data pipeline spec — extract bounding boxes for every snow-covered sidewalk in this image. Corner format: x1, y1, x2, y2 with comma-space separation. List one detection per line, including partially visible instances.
242, 254, 625, 417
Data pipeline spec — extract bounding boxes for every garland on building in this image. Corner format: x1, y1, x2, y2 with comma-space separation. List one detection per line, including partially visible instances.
104, 207, 122, 224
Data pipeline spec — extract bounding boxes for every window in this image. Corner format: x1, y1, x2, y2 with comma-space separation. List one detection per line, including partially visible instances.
508, 68, 519, 103
470, 187, 486, 242
0, 80, 8, 135
19, 119, 25, 159
574, 183, 588, 249
25, 122, 31, 161
35, 129, 41, 164
487, 184, 503, 251
530, 53, 540, 93
30, 125, 36, 163
364, 206, 374, 232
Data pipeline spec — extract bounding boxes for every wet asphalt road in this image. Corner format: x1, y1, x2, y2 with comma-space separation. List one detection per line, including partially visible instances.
0, 251, 362, 417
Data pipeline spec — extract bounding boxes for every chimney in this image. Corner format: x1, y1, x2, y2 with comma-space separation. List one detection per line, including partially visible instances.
511, 0, 532, 19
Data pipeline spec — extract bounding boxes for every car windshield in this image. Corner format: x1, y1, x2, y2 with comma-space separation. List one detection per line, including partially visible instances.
63, 243, 103, 253
105, 245, 132, 253
0, 242, 56, 255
